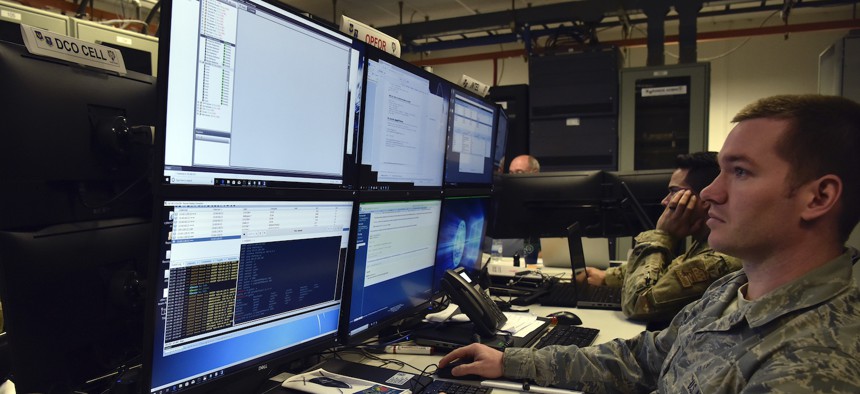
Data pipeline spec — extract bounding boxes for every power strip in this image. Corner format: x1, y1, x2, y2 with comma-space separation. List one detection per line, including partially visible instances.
486, 261, 543, 279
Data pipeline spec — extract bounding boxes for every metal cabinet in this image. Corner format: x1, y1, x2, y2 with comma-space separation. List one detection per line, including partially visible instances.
618, 63, 710, 171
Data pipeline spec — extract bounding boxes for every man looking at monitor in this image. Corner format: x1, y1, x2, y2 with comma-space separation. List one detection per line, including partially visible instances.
583, 152, 742, 324
438, 94, 860, 392
508, 154, 540, 174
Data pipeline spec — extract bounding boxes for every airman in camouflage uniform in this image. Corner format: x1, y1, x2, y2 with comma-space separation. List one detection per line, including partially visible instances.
592, 152, 742, 323
604, 229, 742, 322
503, 248, 860, 393
438, 95, 860, 393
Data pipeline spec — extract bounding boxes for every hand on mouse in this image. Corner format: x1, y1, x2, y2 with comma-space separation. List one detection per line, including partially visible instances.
437, 343, 504, 379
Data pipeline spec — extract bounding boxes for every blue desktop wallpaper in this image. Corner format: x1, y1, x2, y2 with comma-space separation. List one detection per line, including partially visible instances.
433, 197, 489, 291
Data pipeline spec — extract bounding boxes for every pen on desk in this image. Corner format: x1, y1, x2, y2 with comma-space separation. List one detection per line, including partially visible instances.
480, 380, 584, 394
383, 345, 433, 355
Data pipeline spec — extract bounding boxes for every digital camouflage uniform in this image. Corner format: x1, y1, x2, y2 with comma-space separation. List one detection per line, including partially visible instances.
604, 229, 742, 322
503, 248, 860, 393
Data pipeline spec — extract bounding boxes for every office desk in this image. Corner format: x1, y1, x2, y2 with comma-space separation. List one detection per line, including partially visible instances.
269, 305, 645, 394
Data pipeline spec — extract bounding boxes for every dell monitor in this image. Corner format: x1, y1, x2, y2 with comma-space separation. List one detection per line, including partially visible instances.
0, 39, 156, 231
357, 46, 449, 190
489, 171, 605, 239
0, 218, 150, 393
342, 199, 442, 344
433, 196, 490, 294
142, 199, 354, 393
603, 169, 673, 236
443, 89, 496, 187
157, 0, 363, 190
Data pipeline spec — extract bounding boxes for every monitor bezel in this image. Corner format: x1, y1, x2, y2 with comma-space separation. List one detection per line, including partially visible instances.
141, 190, 356, 394
355, 45, 450, 191
153, 0, 361, 192
488, 170, 605, 239
338, 193, 443, 345
442, 86, 498, 189
431, 194, 491, 297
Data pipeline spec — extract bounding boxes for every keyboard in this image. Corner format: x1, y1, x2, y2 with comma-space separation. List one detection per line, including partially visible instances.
422, 380, 490, 394
582, 285, 621, 304
540, 283, 578, 307
534, 324, 600, 348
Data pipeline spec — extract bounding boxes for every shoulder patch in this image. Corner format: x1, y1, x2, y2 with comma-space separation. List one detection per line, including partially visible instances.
676, 267, 709, 288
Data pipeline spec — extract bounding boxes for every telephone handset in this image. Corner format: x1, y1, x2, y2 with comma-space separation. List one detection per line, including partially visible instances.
441, 267, 507, 338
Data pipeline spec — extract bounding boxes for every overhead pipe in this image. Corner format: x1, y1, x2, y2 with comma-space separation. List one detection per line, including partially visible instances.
640, 0, 672, 66
675, 0, 704, 63
408, 18, 860, 66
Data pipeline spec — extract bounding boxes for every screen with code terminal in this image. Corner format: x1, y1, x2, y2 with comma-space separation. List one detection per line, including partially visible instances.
144, 200, 353, 393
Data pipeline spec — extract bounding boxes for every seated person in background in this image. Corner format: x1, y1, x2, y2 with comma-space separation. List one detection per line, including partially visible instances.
584, 152, 742, 324
438, 94, 860, 392
508, 154, 540, 174
483, 154, 541, 261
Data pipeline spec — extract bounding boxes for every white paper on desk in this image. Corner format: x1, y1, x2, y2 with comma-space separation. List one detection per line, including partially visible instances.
500, 312, 538, 336
282, 368, 410, 394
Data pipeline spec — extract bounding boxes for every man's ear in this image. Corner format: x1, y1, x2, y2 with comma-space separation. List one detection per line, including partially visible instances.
800, 174, 842, 222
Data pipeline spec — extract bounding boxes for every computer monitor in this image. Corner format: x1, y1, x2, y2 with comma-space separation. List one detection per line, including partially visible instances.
603, 169, 673, 236
158, 0, 362, 190
72, 18, 158, 76
443, 89, 496, 187
142, 199, 354, 393
0, 217, 150, 393
357, 46, 449, 190
0, 40, 156, 231
489, 171, 605, 239
0, 0, 72, 41
433, 196, 490, 294
493, 108, 509, 174
342, 199, 442, 344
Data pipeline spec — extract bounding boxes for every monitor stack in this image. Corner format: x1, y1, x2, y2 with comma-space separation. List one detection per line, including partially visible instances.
142, 1, 508, 393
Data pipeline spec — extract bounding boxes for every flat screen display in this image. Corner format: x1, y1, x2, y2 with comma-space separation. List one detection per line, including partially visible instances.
358, 48, 449, 190
444, 90, 495, 186
433, 196, 489, 293
344, 199, 441, 341
145, 200, 353, 393
159, 0, 362, 189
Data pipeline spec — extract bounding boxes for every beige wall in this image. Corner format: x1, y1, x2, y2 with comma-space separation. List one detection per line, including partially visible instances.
406, 6, 854, 152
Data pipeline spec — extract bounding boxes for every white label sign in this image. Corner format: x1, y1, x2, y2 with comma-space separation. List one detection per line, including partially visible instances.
1, 9, 22, 21
117, 36, 133, 45
20, 24, 127, 75
341, 15, 401, 58
641, 85, 688, 97
459, 74, 491, 97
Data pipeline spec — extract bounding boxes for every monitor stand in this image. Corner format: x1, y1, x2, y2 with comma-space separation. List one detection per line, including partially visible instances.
411, 321, 548, 351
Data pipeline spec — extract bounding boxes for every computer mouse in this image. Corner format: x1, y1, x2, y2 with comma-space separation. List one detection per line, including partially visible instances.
436, 357, 483, 381
308, 376, 352, 388
547, 311, 582, 326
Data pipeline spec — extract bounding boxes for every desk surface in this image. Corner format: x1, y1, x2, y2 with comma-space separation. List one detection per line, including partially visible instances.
270, 303, 645, 394
269, 259, 643, 393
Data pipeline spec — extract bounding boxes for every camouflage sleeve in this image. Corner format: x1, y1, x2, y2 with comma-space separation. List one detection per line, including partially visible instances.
502, 324, 679, 393
743, 347, 860, 393
603, 264, 625, 288
624, 249, 742, 322
618, 230, 678, 320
